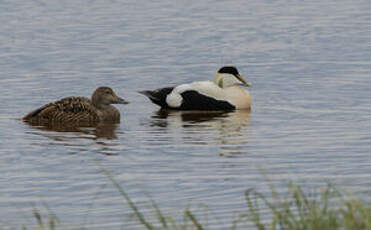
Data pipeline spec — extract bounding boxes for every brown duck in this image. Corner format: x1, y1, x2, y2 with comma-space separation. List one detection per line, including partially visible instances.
23, 87, 129, 124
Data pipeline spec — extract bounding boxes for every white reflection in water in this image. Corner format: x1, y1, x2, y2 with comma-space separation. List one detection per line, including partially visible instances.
148, 109, 251, 156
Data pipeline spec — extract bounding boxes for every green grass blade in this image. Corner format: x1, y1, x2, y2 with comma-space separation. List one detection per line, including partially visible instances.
99, 166, 155, 230
185, 210, 203, 230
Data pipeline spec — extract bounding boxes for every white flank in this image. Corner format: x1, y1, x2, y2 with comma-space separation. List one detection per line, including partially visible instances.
166, 91, 183, 108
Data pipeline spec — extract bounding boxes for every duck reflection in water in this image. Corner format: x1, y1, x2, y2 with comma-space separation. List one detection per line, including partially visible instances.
148, 109, 251, 156
25, 121, 119, 140
151, 109, 250, 131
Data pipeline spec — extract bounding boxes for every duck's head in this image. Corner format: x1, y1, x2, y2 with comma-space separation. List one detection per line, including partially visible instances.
215, 66, 252, 88
92, 87, 129, 108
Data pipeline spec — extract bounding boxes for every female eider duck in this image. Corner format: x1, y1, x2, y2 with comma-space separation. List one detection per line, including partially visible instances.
23, 87, 129, 124
140, 66, 252, 111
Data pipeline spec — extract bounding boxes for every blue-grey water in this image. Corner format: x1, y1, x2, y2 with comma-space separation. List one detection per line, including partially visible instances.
1, 0, 371, 229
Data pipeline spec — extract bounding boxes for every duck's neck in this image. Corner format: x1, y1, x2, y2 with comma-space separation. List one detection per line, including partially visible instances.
214, 73, 223, 87
93, 101, 109, 110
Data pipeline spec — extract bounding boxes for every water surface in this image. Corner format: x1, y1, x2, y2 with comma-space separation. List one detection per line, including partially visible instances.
1, 0, 371, 229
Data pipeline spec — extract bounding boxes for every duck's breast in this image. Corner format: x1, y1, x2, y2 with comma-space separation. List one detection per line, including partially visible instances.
224, 86, 251, 109
99, 106, 121, 122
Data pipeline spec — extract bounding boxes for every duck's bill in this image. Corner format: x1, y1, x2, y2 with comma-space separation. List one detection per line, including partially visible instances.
115, 97, 130, 104
237, 74, 252, 87
237, 83, 252, 87
244, 82, 253, 87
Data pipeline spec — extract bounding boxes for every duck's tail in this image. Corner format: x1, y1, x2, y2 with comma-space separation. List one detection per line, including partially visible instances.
138, 87, 174, 108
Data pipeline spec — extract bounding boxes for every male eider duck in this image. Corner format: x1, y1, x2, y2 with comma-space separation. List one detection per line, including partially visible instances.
139, 66, 252, 111
23, 87, 129, 124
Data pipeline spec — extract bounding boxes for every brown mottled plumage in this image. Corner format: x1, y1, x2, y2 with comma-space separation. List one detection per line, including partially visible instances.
23, 87, 129, 124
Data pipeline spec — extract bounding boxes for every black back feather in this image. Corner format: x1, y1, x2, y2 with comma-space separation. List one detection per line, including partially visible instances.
179, 90, 235, 111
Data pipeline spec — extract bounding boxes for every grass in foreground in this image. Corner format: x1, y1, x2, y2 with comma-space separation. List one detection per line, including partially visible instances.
101, 168, 371, 230
10, 169, 371, 230
243, 183, 371, 230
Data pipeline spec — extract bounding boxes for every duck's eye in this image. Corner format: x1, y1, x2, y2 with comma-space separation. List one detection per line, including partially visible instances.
105, 91, 111, 94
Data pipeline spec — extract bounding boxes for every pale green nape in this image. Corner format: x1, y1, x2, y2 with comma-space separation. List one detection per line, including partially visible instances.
215, 73, 242, 88
215, 73, 224, 88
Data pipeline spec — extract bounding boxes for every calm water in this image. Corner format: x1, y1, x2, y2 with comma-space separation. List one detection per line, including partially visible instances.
1, 0, 371, 229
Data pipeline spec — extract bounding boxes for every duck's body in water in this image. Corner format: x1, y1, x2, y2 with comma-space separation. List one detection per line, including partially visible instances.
139, 66, 252, 111
23, 87, 129, 124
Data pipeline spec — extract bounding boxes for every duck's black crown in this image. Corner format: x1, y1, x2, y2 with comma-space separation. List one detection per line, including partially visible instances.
217, 66, 239, 76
